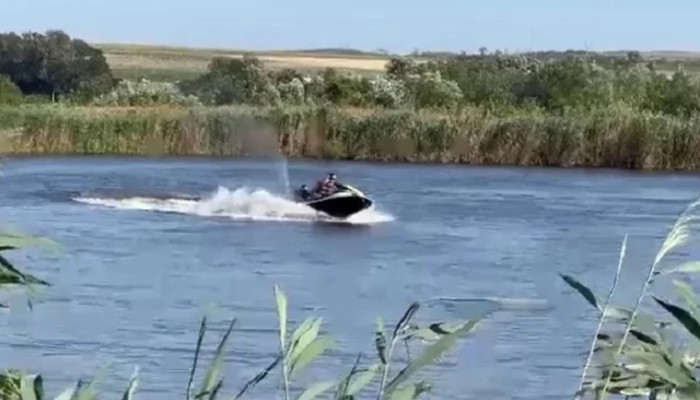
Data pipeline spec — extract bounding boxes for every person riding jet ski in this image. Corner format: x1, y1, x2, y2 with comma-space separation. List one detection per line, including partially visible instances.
313, 173, 338, 197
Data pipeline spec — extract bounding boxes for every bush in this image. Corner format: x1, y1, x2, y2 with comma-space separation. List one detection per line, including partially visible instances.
367, 75, 408, 108
0, 75, 22, 105
91, 78, 202, 107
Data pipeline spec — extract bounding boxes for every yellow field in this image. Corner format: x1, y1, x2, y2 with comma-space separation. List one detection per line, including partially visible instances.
94, 43, 394, 80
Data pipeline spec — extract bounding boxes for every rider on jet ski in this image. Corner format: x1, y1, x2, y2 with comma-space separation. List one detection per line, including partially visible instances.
314, 173, 338, 197
297, 173, 339, 201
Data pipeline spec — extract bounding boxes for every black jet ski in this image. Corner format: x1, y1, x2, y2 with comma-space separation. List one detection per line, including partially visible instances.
294, 182, 373, 219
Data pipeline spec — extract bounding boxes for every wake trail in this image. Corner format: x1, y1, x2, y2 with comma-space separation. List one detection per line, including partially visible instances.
72, 186, 394, 225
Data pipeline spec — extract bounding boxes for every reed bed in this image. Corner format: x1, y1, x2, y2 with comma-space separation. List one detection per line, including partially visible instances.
3, 104, 700, 170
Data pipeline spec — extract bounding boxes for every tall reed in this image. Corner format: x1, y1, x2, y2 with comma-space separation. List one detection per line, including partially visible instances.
561, 197, 700, 399
5, 103, 700, 170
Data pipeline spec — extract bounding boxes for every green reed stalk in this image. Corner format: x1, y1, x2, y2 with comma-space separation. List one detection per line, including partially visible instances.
575, 234, 627, 399
601, 199, 700, 396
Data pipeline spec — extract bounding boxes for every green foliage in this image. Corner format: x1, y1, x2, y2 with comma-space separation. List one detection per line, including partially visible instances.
0, 30, 115, 98
0, 225, 487, 400
0, 225, 54, 301
560, 197, 700, 399
178, 55, 280, 106
91, 78, 202, 107
0, 282, 486, 400
0, 75, 23, 105
8, 103, 700, 170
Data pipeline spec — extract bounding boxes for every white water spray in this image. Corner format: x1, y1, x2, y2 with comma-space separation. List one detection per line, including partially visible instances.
73, 186, 394, 225
278, 157, 291, 198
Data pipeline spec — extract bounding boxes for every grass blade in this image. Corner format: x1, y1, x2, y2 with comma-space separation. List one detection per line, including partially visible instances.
375, 317, 387, 364
335, 353, 362, 400
629, 330, 658, 346
672, 280, 700, 317
575, 234, 627, 397
658, 261, 700, 275
559, 273, 599, 310
274, 285, 289, 400
0, 253, 50, 286
121, 367, 139, 400
653, 297, 700, 342
388, 382, 431, 400
187, 316, 207, 400
288, 317, 316, 354
275, 285, 288, 352
197, 318, 237, 398
296, 380, 337, 400
52, 382, 79, 400
345, 364, 381, 396
20, 374, 43, 400
625, 350, 694, 387
379, 302, 421, 400
392, 303, 420, 339
384, 319, 479, 396
288, 336, 335, 380
233, 355, 281, 400
288, 318, 322, 367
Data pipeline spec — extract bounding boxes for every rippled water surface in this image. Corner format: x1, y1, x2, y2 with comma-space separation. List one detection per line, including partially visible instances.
1, 156, 700, 399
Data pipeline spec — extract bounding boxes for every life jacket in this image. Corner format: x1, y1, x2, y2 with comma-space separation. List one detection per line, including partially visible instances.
319, 179, 335, 194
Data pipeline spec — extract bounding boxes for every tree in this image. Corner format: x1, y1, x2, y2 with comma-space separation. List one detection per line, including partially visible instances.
0, 30, 114, 99
178, 54, 279, 105
0, 74, 22, 104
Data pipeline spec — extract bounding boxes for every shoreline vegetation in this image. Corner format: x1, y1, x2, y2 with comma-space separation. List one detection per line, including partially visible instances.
4, 31, 700, 171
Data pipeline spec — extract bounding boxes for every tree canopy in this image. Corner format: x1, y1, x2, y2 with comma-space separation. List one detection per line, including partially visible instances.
0, 30, 115, 98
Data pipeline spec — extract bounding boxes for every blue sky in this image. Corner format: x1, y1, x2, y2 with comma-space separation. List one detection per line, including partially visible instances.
4, 0, 700, 53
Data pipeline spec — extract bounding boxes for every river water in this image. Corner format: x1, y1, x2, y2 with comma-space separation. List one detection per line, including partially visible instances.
1, 156, 699, 399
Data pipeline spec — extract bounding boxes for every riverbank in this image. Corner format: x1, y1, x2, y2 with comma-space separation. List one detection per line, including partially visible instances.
2, 104, 700, 170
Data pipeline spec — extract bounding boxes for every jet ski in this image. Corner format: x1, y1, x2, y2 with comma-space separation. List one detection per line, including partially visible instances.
294, 182, 373, 219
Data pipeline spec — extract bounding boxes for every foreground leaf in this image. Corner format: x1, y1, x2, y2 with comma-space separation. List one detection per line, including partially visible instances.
52, 382, 80, 400
0, 253, 50, 286
288, 317, 322, 367
375, 317, 387, 364
288, 336, 335, 379
384, 319, 479, 395
392, 302, 420, 339
345, 363, 381, 396
629, 330, 658, 346
673, 280, 700, 317
658, 261, 700, 275
288, 317, 316, 355
654, 297, 700, 343
334, 354, 362, 400
187, 316, 207, 399
559, 274, 599, 310
388, 382, 432, 400
0, 233, 58, 252
625, 350, 695, 387
275, 285, 288, 351
197, 318, 237, 398
296, 380, 337, 400
75, 365, 110, 400
233, 355, 281, 400
121, 367, 139, 400
20, 374, 43, 400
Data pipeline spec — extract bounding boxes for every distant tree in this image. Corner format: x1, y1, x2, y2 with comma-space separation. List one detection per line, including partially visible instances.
643, 71, 700, 117
385, 58, 418, 79
626, 51, 644, 64
178, 54, 279, 105
0, 74, 23, 104
321, 68, 371, 106
0, 30, 114, 99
